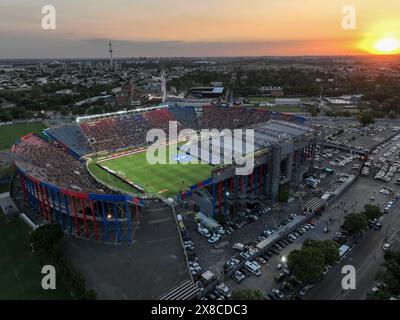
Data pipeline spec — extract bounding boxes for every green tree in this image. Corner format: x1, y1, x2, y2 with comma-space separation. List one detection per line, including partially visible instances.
303, 239, 340, 266
374, 250, 400, 298
30, 86, 43, 99
363, 204, 382, 220
358, 112, 375, 126
0, 110, 12, 122
30, 224, 64, 254
232, 289, 264, 300
288, 246, 325, 284
342, 213, 368, 235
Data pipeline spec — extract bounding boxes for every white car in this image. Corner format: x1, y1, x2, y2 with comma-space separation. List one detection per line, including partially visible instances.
216, 283, 231, 298
232, 270, 246, 283
208, 234, 221, 244
198, 227, 211, 238
244, 261, 261, 276
380, 189, 390, 195
383, 243, 391, 251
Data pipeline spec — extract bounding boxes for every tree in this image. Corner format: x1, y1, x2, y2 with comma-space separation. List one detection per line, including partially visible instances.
0, 110, 12, 122
232, 289, 264, 300
367, 289, 392, 300
30, 86, 43, 100
342, 213, 368, 235
288, 246, 325, 284
30, 224, 64, 254
363, 204, 382, 220
358, 112, 375, 126
374, 250, 400, 298
388, 111, 397, 119
303, 239, 340, 266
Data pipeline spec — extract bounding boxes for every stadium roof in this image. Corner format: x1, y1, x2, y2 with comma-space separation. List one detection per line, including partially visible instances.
180, 120, 313, 165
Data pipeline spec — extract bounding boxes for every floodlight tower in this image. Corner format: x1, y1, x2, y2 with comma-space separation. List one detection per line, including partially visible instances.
108, 41, 114, 68
161, 69, 167, 102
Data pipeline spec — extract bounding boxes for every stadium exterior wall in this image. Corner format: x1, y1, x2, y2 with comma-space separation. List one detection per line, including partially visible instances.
12, 134, 145, 244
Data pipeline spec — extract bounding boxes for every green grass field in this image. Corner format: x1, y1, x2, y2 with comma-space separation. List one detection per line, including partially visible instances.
0, 122, 47, 150
98, 143, 213, 198
0, 213, 71, 299
248, 96, 308, 113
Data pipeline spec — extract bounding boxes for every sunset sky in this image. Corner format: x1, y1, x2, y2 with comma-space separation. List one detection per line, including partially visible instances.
1, 0, 399, 58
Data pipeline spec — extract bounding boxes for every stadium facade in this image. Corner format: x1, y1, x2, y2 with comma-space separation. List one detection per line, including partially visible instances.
179, 121, 317, 217
10, 104, 316, 243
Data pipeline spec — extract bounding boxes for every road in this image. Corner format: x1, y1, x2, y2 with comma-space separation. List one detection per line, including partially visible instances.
306, 197, 400, 300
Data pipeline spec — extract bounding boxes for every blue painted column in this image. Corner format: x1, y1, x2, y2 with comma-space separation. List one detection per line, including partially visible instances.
25, 178, 34, 210
63, 194, 73, 233
56, 191, 66, 231
113, 202, 121, 243
125, 201, 133, 244
49, 190, 62, 229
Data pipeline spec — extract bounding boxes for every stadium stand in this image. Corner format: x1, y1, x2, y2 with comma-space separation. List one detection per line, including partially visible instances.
46, 124, 93, 157
168, 106, 199, 131
42, 106, 301, 156
142, 108, 175, 130
12, 134, 105, 194
201, 105, 271, 130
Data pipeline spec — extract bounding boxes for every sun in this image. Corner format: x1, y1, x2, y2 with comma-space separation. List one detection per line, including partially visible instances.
374, 38, 400, 54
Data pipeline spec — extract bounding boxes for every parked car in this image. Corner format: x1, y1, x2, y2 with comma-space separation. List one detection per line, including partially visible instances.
240, 267, 251, 277
208, 234, 221, 244
275, 273, 286, 282
270, 248, 280, 255
232, 270, 246, 283
256, 257, 267, 264
215, 283, 231, 298
233, 243, 247, 251
271, 288, 285, 300
244, 261, 261, 276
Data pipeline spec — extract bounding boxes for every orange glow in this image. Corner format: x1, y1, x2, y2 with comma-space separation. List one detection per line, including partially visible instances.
359, 36, 400, 55
374, 38, 400, 54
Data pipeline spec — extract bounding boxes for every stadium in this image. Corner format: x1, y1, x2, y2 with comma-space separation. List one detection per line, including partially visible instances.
10, 105, 317, 244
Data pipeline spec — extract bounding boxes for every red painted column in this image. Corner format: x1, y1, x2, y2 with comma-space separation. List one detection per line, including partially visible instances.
71, 197, 80, 236
37, 184, 47, 220
34, 182, 43, 218
42, 187, 52, 223
80, 199, 89, 239
229, 177, 234, 193
89, 200, 99, 241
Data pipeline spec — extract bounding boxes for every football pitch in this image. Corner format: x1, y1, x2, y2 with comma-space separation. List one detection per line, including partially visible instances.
0, 122, 47, 150
99, 143, 213, 198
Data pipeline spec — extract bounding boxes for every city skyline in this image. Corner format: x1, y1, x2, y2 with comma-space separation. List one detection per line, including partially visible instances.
1, 0, 400, 58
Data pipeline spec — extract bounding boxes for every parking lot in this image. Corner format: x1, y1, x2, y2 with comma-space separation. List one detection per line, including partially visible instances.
63, 201, 190, 300
180, 198, 301, 280
176, 120, 400, 301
